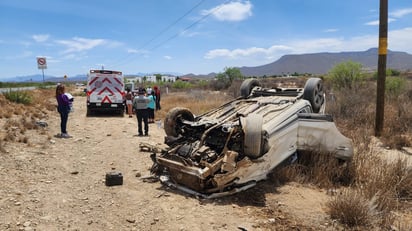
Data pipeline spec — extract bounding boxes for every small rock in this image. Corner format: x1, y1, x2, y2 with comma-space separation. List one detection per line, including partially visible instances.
70, 171, 79, 175
268, 218, 276, 223
135, 172, 141, 177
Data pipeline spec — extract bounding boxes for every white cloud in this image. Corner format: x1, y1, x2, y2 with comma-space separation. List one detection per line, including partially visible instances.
5, 51, 33, 60
55, 37, 107, 54
203, 26, 412, 65
180, 30, 201, 37
163, 55, 172, 60
323, 28, 338, 33
127, 48, 149, 56
127, 49, 140, 54
388, 27, 412, 52
202, 1, 252, 22
204, 45, 291, 59
365, 18, 396, 26
32, 34, 50, 42
204, 37, 374, 61
390, 8, 412, 18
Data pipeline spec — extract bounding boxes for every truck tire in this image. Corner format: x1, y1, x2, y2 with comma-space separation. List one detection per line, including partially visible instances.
86, 108, 92, 117
303, 78, 324, 113
164, 107, 195, 137
240, 79, 261, 98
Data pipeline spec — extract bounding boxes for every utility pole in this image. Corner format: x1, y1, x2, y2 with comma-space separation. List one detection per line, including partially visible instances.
375, 0, 388, 137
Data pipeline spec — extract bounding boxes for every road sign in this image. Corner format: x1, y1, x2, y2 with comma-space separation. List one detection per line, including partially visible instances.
37, 57, 47, 69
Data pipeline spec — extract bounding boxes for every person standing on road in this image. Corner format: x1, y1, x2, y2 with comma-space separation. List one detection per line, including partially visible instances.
133, 88, 150, 136
147, 91, 156, 123
125, 88, 133, 118
56, 84, 72, 138
153, 85, 161, 110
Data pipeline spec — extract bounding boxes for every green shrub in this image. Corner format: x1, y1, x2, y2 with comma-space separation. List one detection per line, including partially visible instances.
3, 90, 33, 105
172, 80, 192, 89
327, 60, 364, 90
386, 76, 406, 98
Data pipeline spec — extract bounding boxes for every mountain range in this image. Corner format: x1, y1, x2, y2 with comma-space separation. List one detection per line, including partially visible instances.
3, 48, 412, 82
236, 48, 412, 77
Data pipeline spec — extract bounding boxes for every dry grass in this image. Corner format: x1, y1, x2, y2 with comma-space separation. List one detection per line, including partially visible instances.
1, 79, 411, 229
323, 79, 412, 228
155, 90, 231, 120
0, 88, 55, 144
270, 151, 353, 188
327, 188, 380, 228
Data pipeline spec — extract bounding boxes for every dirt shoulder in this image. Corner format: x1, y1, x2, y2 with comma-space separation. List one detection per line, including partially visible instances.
0, 94, 410, 230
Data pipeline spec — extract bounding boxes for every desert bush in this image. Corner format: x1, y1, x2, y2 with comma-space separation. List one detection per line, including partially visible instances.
327, 139, 412, 228
327, 188, 380, 228
327, 60, 365, 90
209, 79, 228, 91
396, 168, 412, 200
386, 76, 407, 98
3, 90, 33, 105
227, 79, 243, 98
172, 80, 192, 89
326, 82, 375, 134
270, 151, 353, 188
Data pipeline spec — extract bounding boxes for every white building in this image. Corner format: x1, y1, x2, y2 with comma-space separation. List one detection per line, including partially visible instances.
125, 75, 177, 84
161, 75, 176, 82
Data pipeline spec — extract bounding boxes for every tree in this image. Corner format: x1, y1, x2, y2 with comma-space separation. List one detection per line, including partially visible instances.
155, 74, 162, 82
214, 67, 243, 89
327, 60, 363, 90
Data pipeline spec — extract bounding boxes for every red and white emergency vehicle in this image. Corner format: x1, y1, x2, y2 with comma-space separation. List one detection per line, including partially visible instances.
86, 69, 125, 116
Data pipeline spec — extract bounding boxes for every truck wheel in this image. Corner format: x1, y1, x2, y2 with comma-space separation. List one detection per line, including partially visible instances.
241, 114, 263, 159
86, 108, 92, 117
240, 79, 261, 98
164, 107, 195, 137
303, 78, 324, 113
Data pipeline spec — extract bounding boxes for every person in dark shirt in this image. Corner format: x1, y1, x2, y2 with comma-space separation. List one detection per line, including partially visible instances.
56, 84, 72, 138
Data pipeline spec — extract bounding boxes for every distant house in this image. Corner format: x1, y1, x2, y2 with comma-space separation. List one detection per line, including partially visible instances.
125, 75, 177, 84
178, 77, 191, 82
161, 75, 176, 82
125, 76, 143, 84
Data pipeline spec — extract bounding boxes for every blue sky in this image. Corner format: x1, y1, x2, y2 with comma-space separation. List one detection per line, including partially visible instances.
1, 0, 412, 80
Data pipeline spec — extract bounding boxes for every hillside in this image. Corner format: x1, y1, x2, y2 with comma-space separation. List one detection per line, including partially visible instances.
3, 48, 412, 82
239, 48, 412, 76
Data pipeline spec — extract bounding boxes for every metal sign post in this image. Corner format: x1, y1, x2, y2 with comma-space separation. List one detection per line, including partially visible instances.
37, 57, 47, 82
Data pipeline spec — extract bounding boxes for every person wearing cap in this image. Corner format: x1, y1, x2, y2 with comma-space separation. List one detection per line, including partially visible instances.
132, 88, 150, 136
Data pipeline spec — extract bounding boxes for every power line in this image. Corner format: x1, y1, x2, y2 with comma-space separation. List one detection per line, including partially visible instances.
139, 0, 207, 50
149, 0, 230, 51
110, 0, 207, 69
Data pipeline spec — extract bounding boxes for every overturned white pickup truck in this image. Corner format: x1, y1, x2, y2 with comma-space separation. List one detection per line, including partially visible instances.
149, 78, 353, 198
